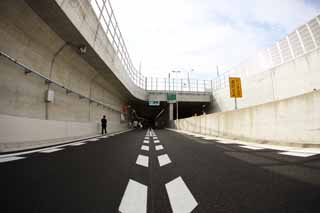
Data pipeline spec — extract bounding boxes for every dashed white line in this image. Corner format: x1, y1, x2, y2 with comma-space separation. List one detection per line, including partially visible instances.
143, 140, 149, 144
0, 156, 25, 163
158, 154, 171, 167
118, 179, 148, 213
39, 148, 63, 153
165, 176, 198, 213
239, 145, 265, 150
155, 145, 164, 151
136, 155, 149, 167
154, 140, 160, 144
141, 145, 149, 151
279, 151, 316, 157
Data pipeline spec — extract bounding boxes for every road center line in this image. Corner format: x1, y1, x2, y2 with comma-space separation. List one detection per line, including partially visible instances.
166, 176, 198, 213
141, 145, 149, 151
118, 179, 148, 213
155, 145, 164, 151
136, 155, 149, 167
158, 154, 171, 167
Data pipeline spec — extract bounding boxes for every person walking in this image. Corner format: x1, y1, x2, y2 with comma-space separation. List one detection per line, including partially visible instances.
101, 115, 107, 134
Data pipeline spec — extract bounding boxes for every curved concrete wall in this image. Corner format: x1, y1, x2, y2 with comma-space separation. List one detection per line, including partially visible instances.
177, 91, 320, 146
211, 48, 320, 112
0, 0, 128, 151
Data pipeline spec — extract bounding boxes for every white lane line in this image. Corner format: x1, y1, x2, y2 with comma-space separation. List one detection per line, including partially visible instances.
155, 145, 164, 151
88, 138, 99, 141
0, 156, 25, 163
165, 176, 198, 213
239, 145, 265, 150
279, 151, 317, 157
158, 154, 171, 167
69, 142, 86, 146
136, 155, 149, 167
143, 140, 149, 144
154, 140, 160, 144
39, 148, 63, 153
100, 136, 109, 138
119, 179, 148, 213
141, 145, 149, 151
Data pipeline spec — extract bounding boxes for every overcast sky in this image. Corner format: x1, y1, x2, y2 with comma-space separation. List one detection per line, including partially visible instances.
111, 0, 320, 80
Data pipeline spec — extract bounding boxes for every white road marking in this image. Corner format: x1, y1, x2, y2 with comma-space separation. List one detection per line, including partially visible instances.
118, 179, 148, 213
154, 140, 160, 144
69, 142, 86, 146
279, 151, 317, 157
0, 156, 25, 163
100, 136, 109, 138
141, 145, 149, 151
143, 140, 149, 144
239, 145, 265, 150
153, 137, 158, 139
39, 148, 63, 153
158, 154, 171, 167
136, 155, 149, 167
155, 145, 164, 151
88, 138, 99, 141
165, 176, 198, 213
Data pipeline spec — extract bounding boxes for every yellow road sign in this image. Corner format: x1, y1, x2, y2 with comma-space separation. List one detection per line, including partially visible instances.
229, 77, 242, 98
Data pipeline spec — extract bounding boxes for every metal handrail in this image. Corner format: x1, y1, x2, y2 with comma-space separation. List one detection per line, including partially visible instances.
90, 0, 212, 93
0, 50, 121, 112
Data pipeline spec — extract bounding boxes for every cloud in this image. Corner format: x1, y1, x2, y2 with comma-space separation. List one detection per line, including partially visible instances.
111, 0, 320, 79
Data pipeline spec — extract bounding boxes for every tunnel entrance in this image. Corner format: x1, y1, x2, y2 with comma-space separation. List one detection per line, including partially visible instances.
129, 100, 210, 129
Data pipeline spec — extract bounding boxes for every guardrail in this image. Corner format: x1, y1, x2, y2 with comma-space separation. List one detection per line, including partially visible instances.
89, 0, 212, 93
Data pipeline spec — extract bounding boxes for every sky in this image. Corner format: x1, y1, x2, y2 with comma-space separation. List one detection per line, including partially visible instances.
111, 0, 320, 80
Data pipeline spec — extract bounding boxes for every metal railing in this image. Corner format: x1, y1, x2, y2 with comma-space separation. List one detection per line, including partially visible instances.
89, 0, 211, 93
0, 50, 121, 112
145, 77, 212, 92
212, 15, 320, 91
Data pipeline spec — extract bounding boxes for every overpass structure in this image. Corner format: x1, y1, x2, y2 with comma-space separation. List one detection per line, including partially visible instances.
0, 0, 319, 152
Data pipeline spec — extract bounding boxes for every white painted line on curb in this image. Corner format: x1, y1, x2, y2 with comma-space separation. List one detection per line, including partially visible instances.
279, 151, 316, 157
118, 179, 148, 213
239, 145, 265, 150
166, 176, 198, 213
141, 145, 149, 151
39, 148, 63, 153
154, 140, 160, 144
0, 156, 25, 163
155, 145, 164, 151
143, 140, 149, 144
158, 154, 171, 167
136, 155, 149, 167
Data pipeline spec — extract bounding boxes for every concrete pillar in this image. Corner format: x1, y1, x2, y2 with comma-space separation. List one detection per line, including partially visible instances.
169, 103, 173, 120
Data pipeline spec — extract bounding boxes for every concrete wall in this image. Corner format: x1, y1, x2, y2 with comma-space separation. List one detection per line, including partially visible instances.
176, 91, 320, 146
0, 0, 128, 150
210, 48, 320, 112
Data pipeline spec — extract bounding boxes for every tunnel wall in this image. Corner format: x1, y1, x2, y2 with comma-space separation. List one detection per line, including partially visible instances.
0, 0, 128, 151
176, 90, 320, 146
210, 48, 320, 112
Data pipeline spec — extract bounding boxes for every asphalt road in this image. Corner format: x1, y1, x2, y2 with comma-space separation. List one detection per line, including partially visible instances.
1, 129, 320, 212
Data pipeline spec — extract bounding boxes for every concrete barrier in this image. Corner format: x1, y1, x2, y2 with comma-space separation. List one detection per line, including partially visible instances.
0, 114, 128, 152
176, 91, 320, 147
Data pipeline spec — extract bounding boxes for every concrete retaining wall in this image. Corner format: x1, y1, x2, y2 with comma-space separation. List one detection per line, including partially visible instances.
0, 0, 128, 151
210, 48, 320, 112
176, 91, 320, 146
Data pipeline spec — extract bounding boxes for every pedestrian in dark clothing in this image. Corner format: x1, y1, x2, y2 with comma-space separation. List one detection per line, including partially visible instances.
101, 115, 107, 134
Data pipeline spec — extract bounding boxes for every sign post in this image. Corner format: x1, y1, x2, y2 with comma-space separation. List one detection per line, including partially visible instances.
229, 77, 242, 110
